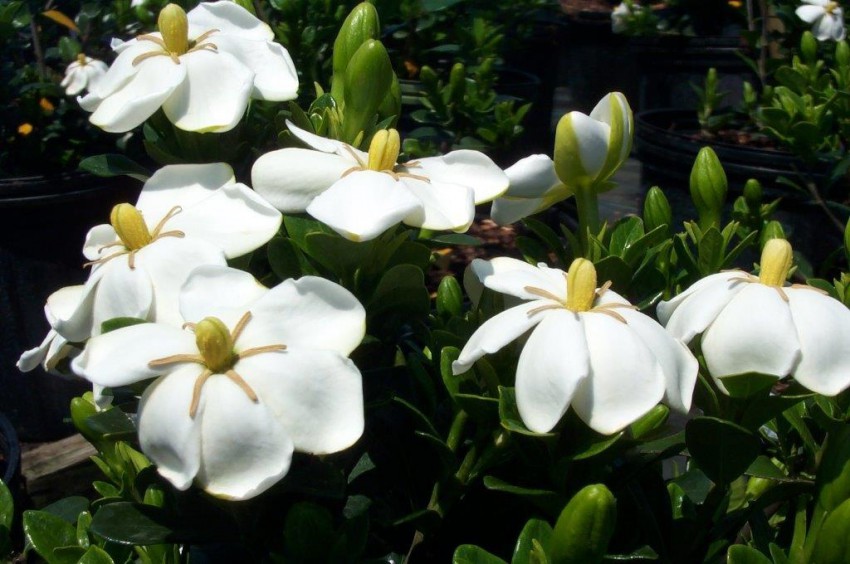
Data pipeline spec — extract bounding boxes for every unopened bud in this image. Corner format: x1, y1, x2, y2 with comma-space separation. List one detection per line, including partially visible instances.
643, 186, 672, 235
801, 31, 818, 64
689, 147, 728, 229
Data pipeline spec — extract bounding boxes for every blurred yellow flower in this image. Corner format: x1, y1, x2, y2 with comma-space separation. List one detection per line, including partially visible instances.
18, 123, 34, 136
728, 0, 742, 7
39, 97, 55, 114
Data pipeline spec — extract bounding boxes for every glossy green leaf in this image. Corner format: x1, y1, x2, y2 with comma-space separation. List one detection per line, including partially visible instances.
284, 502, 335, 562
453, 544, 508, 564
267, 236, 304, 280
100, 317, 148, 334
85, 408, 137, 439
42, 497, 89, 525
512, 518, 553, 564
79, 154, 150, 182
23, 510, 77, 564
686, 417, 761, 484
0, 480, 13, 531
812, 497, 850, 564
550, 484, 616, 564
726, 545, 771, 564
719, 373, 779, 398
88, 503, 176, 545
483, 477, 562, 515
78, 545, 115, 564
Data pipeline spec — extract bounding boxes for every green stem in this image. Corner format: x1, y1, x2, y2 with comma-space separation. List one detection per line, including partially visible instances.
574, 185, 600, 257
446, 410, 469, 453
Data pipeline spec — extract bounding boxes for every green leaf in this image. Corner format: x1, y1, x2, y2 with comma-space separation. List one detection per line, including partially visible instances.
85, 408, 137, 439
42, 497, 89, 524
426, 233, 482, 246
23, 510, 77, 564
726, 545, 772, 564
88, 503, 176, 545
78, 546, 115, 564
453, 394, 499, 424
697, 227, 724, 275
594, 256, 632, 291
0, 480, 13, 531
284, 502, 335, 562
267, 237, 304, 280
367, 264, 429, 318
78, 154, 150, 182
498, 387, 554, 437
720, 373, 780, 398
76, 512, 91, 548
686, 417, 761, 485
482, 476, 562, 515
512, 519, 553, 564
453, 544, 508, 564
100, 317, 148, 334
745, 456, 790, 481
304, 232, 373, 277
602, 545, 659, 560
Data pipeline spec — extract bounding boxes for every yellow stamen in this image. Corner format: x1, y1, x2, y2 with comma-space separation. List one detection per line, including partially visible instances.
110, 204, 152, 250
367, 129, 401, 172
565, 258, 598, 312
759, 239, 793, 287
76, 53, 87, 66
826, 2, 839, 14
158, 4, 189, 56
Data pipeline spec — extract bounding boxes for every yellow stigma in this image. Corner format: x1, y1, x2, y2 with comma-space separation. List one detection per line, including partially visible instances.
367, 129, 401, 172
110, 204, 152, 250
826, 2, 839, 14
195, 317, 236, 373
76, 53, 87, 65
759, 238, 793, 287
158, 4, 189, 55
565, 258, 598, 312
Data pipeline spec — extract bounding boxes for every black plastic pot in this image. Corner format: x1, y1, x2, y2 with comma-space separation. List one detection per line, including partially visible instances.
0, 172, 142, 441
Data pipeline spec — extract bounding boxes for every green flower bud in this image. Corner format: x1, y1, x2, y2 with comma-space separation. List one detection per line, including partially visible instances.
629, 404, 669, 439
801, 31, 818, 64
331, 2, 380, 101
550, 484, 617, 564
760, 221, 786, 250
643, 186, 672, 235
816, 425, 850, 513
844, 217, 850, 261
437, 276, 464, 318
342, 39, 394, 145
812, 498, 850, 564
837, 41, 850, 68
743, 179, 762, 206
377, 74, 402, 126
689, 147, 728, 230
448, 63, 467, 104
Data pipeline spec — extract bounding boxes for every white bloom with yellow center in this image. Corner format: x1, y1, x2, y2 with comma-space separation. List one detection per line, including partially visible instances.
72, 265, 366, 500
17, 285, 86, 373
796, 0, 846, 41
61, 54, 109, 96
251, 122, 509, 241
658, 239, 850, 396
452, 257, 698, 435
80, 1, 298, 133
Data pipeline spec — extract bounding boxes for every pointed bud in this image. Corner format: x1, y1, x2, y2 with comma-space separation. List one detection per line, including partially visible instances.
331, 2, 381, 101
759, 238, 793, 287
689, 147, 727, 230
801, 31, 818, 64
744, 178, 763, 206
158, 4, 189, 55
195, 317, 235, 373
367, 129, 400, 171
342, 39, 394, 145
566, 258, 598, 312
760, 221, 785, 249
437, 276, 464, 318
110, 204, 152, 250
377, 75, 402, 126
643, 186, 672, 235
550, 484, 617, 564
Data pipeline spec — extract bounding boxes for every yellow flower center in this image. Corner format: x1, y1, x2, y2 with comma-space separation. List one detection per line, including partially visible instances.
132, 4, 219, 67
367, 129, 401, 172
826, 2, 839, 14
111, 203, 152, 250
759, 238, 793, 287
195, 317, 236, 373
565, 258, 598, 312
76, 53, 88, 66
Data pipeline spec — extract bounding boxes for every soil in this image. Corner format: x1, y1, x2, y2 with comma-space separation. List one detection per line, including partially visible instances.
688, 129, 782, 150
559, 0, 618, 17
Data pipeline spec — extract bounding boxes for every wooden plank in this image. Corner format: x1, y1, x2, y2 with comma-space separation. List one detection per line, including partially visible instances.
21, 434, 98, 506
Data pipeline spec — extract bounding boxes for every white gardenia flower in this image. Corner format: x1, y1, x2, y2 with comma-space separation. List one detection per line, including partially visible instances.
797, 0, 846, 41
18, 163, 281, 372
658, 239, 850, 396
251, 122, 509, 241
80, 1, 299, 133
17, 285, 86, 373
73, 265, 366, 500
490, 154, 572, 225
611, 2, 635, 34
61, 54, 108, 96
452, 257, 698, 435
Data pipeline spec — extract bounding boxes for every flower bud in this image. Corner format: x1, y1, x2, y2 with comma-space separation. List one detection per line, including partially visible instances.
760, 221, 785, 249
629, 404, 669, 439
837, 41, 850, 68
550, 484, 617, 564
342, 39, 394, 145
643, 186, 672, 235
566, 258, 598, 313
437, 276, 464, 317
689, 147, 727, 230
743, 178, 762, 206
331, 2, 380, 100
377, 75, 402, 126
801, 31, 818, 64
367, 129, 400, 171
195, 317, 235, 373
448, 62, 467, 104
158, 4, 189, 55
759, 238, 793, 287
110, 204, 152, 250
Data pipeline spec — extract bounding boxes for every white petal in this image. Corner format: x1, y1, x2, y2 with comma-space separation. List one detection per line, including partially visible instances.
502, 154, 561, 198
516, 309, 589, 433
46, 285, 87, 324
411, 150, 509, 203
491, 196, 549, 225
286, 120, 364, 159
787, 288, 850, 395
83, 225, 120, 261
701, 284, 801, 379
251, 148, 354, 212
17, 330, 63, 372
812, 14, 840, 40
211, 35, 298, 101
471, 257, 567, 302
62, 68, 87, 96
90, 259, 154, 335
239, 348, 364, 454
167, 183, 281, 258
657, 272, 747, 341
196, 376, 294, 500
797, 5, 826, 24
161, 50, 253, 133
136, 163, 236, 223
50, 268, 109, 342
306, 171, 420, 241
239, 275, 366, 356
138, 366, 203, 490
453, 302, 547, 374
88, 55, 185, 133
72, 323, 197, 387
619, 309, 698, 413
81, 40, 158, 105
566, 111, 611, 179
572, 313, 666, 434
180, 265, 268, 324
188, 1, 274, 41
401, 178, 475, 231
134, 237, 227, 326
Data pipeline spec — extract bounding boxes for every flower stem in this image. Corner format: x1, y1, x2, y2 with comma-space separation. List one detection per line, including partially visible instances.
574, 184, 600, 257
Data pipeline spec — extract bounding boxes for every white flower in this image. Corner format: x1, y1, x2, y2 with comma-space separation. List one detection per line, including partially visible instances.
452, 257, 698, 435
611, 2, 636, 34
61, 54, 108, 96
80, 2, 299, 133
72, 265, 366, 500
17, 285, 86, 373
658, 239, 850, 396
251, 123, 509, 241
490, 154, 572, 225
797, 0, 846, 41
19, 163, 281, 365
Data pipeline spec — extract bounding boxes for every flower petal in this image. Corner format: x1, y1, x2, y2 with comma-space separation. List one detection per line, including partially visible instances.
411, 150, 508, 203
195, 376, 294, 500
211, 35, 298, 101
701, 284, 800, 379
138, 365, 203, 490
136, 163, 236, 223
787, 287, 850, 395
188, 1, 274, 41
400, 178, 475, 231
80, 40, 157, 106
471, 257, 567, 302
286, 120, 365, 160
453, 301, 546, 374
306, 171, 420, 241
239, 275, 365, 356
502, 154, 561, 198
162, 50, 253, 133
72, 323, 197, 387
657, 272, 747, 341
564, 111, 611, 180
796, 5, 825, 24
251, 148, 353, 212
239, 348, 364, 454
516, 309, 589, 433
90, 259, 154, 336
88, 55, 186, 133
180, 265, 268, 325
572, 312, 666, 434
